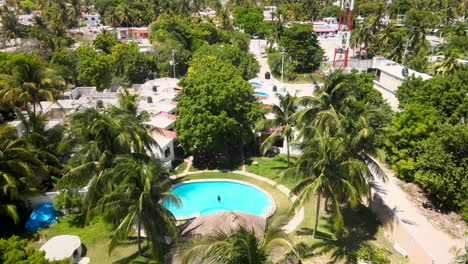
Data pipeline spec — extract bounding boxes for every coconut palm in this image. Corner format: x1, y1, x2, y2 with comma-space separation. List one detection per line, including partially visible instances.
57, 98, 157, 210
284, 118, 367, 238
256, 93, 297, 167
172, 217, 303, 264
289, 71, 387, 238
0, 54, 65, 114
0, 7, 23, 46
432, 48, 462, 76
91, 155, 180, 259
0, 124, 46, 229
294, 69, 355, 128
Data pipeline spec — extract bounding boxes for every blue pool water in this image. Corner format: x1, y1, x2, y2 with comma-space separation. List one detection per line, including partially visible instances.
250, 82, 262, 86
255, 91, 269, 96
163, 181, 272, 217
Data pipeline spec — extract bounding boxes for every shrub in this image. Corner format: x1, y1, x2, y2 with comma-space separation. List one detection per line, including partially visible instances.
54, 190, 82, 214
353, 242, 390, 264
0, 236, 68, 264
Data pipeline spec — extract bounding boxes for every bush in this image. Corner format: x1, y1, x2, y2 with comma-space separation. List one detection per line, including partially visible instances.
267, 51, 297, 81
0, 236, 68, 264
54, 190, 82, 214
353, 242, 390, 264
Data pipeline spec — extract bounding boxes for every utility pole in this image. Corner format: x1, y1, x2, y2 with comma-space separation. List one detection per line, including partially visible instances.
281, 48, 285, 87
171, 49, 176, 79
401, 38, 409, 67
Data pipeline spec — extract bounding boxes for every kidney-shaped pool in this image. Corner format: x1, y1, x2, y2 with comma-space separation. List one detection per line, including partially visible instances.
163, 179, 276, 219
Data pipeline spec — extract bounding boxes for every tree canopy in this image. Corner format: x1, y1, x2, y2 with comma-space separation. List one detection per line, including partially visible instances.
175, 59, 261, 158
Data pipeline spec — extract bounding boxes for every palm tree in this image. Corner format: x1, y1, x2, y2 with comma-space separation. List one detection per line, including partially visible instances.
171, 217, 303, 264
0, 124, 46, 229
295, 70, 354, 127
284, 119, 366, 238
57, 94, 157, 211
0, 54, 65, 114
0, 7, 23, 46
289, 71, 387, 238
256, 93, 297, 167
16, 108, 65, 181
116, 3, 133, 27
376, 23, 395, 49
432, 48, 462, 76
91, 155, 180, 259
350, 24, 370, 57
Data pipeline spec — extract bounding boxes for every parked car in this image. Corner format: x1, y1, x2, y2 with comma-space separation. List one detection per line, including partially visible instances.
260, 52, 267, 58
252, 34, 259, 39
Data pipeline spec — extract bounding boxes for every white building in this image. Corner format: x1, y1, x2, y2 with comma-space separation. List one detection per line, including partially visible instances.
371, 57, 432, 110
17, 14, 35, 26
263, 6, 278, 21
80, 13, 101, 27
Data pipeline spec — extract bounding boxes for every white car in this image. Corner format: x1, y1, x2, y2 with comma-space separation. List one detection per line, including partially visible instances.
260, 52, 267, 58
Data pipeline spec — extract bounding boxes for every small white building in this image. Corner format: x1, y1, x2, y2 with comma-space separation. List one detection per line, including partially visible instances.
17, 14, 34, 25
371, 57, 432, 110
198, 8, 216, 18
80, 13, 101, 27
31, 79, 180, 168
263, 6, 278, 21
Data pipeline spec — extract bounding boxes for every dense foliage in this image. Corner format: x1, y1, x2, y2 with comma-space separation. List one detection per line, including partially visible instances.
386, 73, 468, 210
279, 23, 323, 73
175, 58, 261, 159
0, 236, 68, 264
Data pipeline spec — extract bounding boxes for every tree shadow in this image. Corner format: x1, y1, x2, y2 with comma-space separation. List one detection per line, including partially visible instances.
113, 245, 151, 264
192, 152, 243, 171
307, 204, 381, 262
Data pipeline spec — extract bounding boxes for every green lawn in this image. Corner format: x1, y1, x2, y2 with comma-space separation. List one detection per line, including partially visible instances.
30, 215, 156, 264
245, 154, 299, 189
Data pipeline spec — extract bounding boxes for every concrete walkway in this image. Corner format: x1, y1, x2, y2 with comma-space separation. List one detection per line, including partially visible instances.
170, 169, 304, 234
372, 160, 466, 263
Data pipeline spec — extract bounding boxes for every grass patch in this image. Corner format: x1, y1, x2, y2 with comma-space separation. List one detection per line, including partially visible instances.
245, 154, 298, 189
285, 73, 314, 84
30, 215, 156, 264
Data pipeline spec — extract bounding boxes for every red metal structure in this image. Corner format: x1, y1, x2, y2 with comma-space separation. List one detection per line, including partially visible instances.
332, 0, 355, 68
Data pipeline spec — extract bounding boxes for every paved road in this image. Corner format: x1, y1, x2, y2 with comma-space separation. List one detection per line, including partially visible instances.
248, 39, 315, 98
373, 161, 466, 263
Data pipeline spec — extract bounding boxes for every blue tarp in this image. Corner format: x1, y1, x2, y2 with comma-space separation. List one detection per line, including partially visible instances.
25, 203, 59, 232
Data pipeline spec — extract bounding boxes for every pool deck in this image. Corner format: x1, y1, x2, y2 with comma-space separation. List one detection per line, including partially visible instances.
170, 170, 305, 234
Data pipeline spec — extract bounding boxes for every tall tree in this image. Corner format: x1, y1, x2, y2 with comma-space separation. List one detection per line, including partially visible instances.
0, 54, 65, 114
92, 155, 180, 259
0, 125, 46, 234
256, 93, 298, 167
175, 59, 261, 160
57, 92, 157, 211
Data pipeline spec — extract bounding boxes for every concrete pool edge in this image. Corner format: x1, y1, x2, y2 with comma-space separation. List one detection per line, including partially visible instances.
169, 170, 305, 234
167, 179, 277, 220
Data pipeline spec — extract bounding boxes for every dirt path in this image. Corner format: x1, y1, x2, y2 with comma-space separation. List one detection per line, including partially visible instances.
372, 160, 466, 263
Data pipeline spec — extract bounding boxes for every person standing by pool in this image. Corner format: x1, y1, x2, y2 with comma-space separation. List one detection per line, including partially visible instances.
217, 195, 221, 202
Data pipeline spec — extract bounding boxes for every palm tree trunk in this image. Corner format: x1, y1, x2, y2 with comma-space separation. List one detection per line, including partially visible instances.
323, 196, 329, 212
137, 222, 142, 256
312, 191, 321, 238
286, 136, 290, 168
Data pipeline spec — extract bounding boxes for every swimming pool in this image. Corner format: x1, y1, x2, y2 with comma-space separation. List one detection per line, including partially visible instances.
254, 91, 269, 96
163, 179, 275, 219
